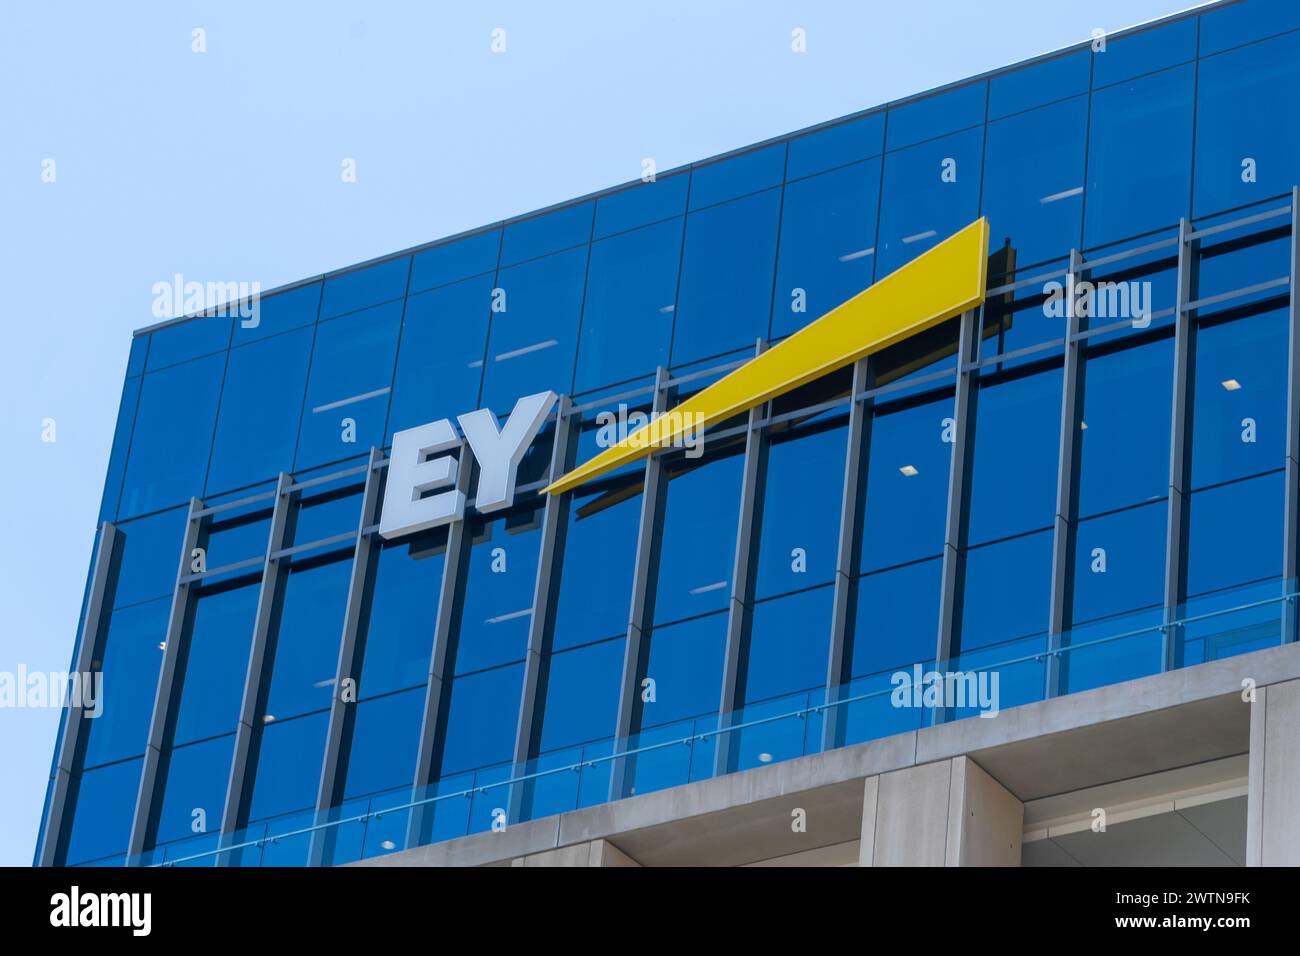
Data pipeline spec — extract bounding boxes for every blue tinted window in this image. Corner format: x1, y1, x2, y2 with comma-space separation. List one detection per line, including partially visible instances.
360, 533, 445, 699
641, 612, 727, 728
1191, 310, 1288, 489
989, 51, 1090, 120
1194, 32, 1300, 218
576, 218, 682, 392
960, 530, 1052, 652
1200, 0, 1300, 56
982, 97, 1087, 269
772, 159, 881, 338
501, 202, 593, 266
875, 127, 983, 276
154, 734, 233, 847
1084, 66, 1194, 248
594, 175, 688, 238
119, 353, 224, 517
126, 334, 148, 376
81, 597, 169, 768
65, 758, 142, 865
1078, 339, 1173, 517
173, 585, 258, 746
553, 470, 643, 650
654, 449, 745, 625
410, 229, 500, 293
672, 189, 781, 366
452, 504, 542, 675
343, 688, 423, 799
744, 586, 832, 703
99, 376, 142, 521
480, 247, 588, 410
146, 315, 231, 371
438, 663, 523, 776
112, 507, 187, 609
1093, 19, 1196, 88
248, 711, 328, 822
1187, 471, 1284, 597
207, 328, 312, 494
852, 558, 942, 677
755, 420, 846, 598
264, 559, 350, 721
689, 144, 785, 209
537, 637, 624, 752
860, 392, 953, 572
886, 82, 986, 150
321, 257, 410, 319
290, 477, 362, 547
232, 283, 320, 346
787, 113, 885, 180
386, 276, 491, 443
204, 504, 271, 570
967, 367, 1063, 545
295, 301, 401, 470
1072, 502, 1166, 625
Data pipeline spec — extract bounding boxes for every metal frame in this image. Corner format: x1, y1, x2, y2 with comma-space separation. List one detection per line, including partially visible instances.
127, 496, 207, 862
1283, 186, 1300, 645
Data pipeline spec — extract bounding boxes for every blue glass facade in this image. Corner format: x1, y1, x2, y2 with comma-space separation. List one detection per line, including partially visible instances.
40, 0, 1300, 866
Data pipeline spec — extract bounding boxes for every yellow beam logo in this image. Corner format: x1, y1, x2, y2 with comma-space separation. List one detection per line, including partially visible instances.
544, 217, 990, 496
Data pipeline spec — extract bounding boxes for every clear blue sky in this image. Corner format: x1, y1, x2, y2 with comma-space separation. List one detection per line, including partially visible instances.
0, 0, 1209, 866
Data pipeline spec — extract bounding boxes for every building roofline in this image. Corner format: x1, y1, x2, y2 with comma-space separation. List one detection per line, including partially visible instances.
135, 0, 1231, 338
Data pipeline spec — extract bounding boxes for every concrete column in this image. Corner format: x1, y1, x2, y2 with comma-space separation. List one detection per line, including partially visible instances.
1247, 678, 1300, 865
859, 756, 1022, 866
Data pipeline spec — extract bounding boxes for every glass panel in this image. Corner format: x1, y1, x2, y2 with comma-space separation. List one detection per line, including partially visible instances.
81, 597, 169, 768
386, 275, 492, 444
342, 688, 424, 800
119, 353, 225, 517
886, 81, 986, 150
652, 445, 745, 625
99, 375, 141, 522
320, 257, 410, 319
576, 218, 681, 392
689, 144, 785, 209
959, 530, 1053, 653
1186, 471, 1285, 598
290, 475, 363, 548
451, 501, 544, 675
594, 174, 688, 238
409, 229, 500, 294
1199, 0, 1300, 56
112, 507, 187, 609
206, 327, 312, 494
772, 159, 881, 339
982, 96, 1087, 270
536, 637, 625, 753
988, 50, 1090, 120
232, 282, 320, 346
640, 612, 727, 730
1190, 309, 1288, 490
1077, 338, 1174, 517
875, 127, 983, 277
966, 366, 1063, 545
743, 586, 833, 704
437, 664, 524, 777
295, 301, 402, 471
247, 711, 329, 823
501, 203, 593, 266
173, 584, 258, 746
1194, 30, 1300, 217
1071, 501, 1166, 626
360, 529, 446, 699
672, 189, 781, 366
146, 314, 231, 371
65, 758, 142, 866
787, 113, 884, 180
754, 418, 847, 598
851, 557, 942, 678
1084, 65, 1194, 248
1092, 19, 1196, 88
860, 390, 954, 572
479, 246, 588, 410
264, 559, 351, 722
153, 734, 234, 848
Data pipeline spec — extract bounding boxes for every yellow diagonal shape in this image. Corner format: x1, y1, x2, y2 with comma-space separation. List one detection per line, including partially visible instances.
544, 217, 989, 496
